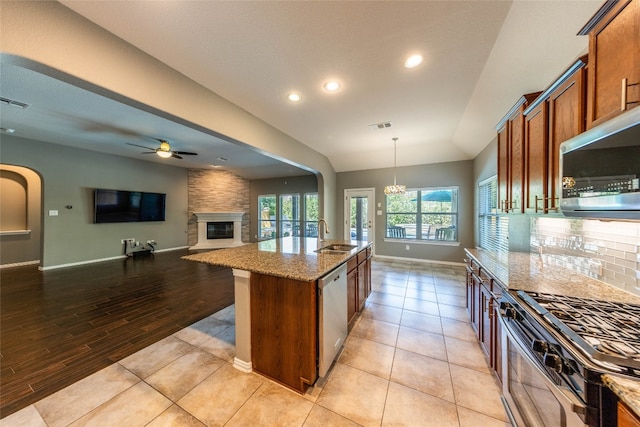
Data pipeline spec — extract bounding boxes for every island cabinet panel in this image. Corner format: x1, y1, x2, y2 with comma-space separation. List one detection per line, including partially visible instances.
250, 273, 317, 393
582, 0, 640, 128
619, 401, 640, 427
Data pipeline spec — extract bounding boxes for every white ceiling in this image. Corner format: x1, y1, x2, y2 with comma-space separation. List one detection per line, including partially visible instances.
2, 1, 601, 178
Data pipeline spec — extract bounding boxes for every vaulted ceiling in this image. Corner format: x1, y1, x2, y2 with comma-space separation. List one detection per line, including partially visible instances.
2, 1, 601, 178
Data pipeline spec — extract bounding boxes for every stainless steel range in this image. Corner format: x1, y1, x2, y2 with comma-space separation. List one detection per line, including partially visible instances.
499, 290, 640, 427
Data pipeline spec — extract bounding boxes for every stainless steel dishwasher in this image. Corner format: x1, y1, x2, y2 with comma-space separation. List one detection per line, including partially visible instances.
318, 263, 348, 377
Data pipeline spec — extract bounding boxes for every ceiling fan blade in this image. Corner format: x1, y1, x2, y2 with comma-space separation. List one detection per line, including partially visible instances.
171, 153, 183, 160
141, 151, 157, 154
173, 151, 198, 156
126, 142, 156, 151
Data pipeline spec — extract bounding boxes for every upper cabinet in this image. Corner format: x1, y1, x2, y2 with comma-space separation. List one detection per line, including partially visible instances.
580, 0, 640, 128
523, 57, 588, 213
496, 93, 541, 214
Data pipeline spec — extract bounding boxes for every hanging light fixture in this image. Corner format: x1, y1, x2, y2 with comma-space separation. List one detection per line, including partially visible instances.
384, 137, 406, 195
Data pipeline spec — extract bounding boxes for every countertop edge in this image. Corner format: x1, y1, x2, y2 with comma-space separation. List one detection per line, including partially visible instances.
602, 374, 640, 417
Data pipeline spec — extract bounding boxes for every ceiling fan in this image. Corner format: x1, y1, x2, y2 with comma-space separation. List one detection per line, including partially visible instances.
126, 138, 198, 160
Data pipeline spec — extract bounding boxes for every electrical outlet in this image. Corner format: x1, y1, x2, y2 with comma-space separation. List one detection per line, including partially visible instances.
405, 245, 410, 251
121, 238, 135, 244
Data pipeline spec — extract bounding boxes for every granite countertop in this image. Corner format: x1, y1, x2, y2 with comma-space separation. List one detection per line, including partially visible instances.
183, 237, 371, 282
465, 248, 640, 415
602, 374, 640, 417
464, 248, 640, 305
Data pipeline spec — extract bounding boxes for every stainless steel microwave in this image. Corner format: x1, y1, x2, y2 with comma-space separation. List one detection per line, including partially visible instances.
560, 107, 640, 220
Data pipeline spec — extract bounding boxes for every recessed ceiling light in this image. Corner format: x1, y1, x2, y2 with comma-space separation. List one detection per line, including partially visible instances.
217, 157, 228, 162
288, 93, 302, 102
1, 127, 16, 134
404, 54, 423, 69
324, 81, 341, 92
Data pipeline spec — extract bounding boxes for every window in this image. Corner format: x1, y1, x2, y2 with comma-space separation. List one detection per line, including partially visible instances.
386, 187, 458, 242
304, 193, 319, 237
258, 194, 276, 240
258, 192, 319, 240
478, 177, 508, 252
279, 194, 300, 237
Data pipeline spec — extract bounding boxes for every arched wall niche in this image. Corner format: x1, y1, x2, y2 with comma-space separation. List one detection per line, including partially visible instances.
0, 164, 43, 266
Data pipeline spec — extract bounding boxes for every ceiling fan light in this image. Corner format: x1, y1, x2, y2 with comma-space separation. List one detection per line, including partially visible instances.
156, 150, 172, 158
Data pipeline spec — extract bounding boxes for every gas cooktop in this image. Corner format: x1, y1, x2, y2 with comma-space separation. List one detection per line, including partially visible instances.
518, 291, 640, 372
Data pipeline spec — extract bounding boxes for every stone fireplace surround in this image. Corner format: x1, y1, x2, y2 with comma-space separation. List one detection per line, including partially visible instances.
190, 212, 245, 250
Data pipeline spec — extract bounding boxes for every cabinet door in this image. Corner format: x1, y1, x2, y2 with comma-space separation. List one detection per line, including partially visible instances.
492, 296, 502, 382
479, 284, 492, 359
548, 65, 586, 210
585, 0, 640, 128
465, 266, 475, 323
524, 101, 548, 213
497, 125, 509, 212
508, 110, 526, 214
357, 261, 367, 312
347, 267, 357, 329
470, 272, 481, 337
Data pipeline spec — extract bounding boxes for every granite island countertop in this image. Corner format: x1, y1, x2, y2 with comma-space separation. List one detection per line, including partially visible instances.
465, 248, 640, 416
183, 237, 371, 282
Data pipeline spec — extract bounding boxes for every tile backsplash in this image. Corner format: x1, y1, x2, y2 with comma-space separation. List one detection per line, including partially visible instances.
531, 217, 640, 296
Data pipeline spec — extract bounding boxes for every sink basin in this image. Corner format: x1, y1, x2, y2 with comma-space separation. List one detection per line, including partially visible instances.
315, 244, 357, 254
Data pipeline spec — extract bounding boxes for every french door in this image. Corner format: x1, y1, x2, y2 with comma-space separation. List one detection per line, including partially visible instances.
344, 189, 374, 247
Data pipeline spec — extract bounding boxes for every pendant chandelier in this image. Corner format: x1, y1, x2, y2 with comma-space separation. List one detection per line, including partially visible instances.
384, 137, 406, 195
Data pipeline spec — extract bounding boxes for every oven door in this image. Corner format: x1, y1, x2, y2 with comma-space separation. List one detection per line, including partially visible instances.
500, 315, 588, 427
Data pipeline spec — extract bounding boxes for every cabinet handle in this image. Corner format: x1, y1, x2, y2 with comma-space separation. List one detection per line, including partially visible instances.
534, 195, 544, 213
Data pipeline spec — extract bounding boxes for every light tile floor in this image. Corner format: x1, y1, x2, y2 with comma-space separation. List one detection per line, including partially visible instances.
2, 259, 509, 427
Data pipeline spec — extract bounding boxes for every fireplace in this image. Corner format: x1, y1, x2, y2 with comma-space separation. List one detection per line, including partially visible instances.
190, 212, 244, 250
207, 222, 234, 240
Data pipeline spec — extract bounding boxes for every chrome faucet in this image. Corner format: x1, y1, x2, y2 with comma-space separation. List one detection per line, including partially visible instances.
318, 218, 330, 242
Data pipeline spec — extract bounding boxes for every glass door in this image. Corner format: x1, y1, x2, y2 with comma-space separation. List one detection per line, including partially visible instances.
344, 189, 374, 245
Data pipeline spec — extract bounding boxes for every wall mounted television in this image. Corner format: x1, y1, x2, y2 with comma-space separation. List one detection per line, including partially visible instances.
94, 189, 166, 223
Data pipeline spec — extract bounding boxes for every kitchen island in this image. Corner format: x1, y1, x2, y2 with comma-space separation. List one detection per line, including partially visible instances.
183, 237, 372, 393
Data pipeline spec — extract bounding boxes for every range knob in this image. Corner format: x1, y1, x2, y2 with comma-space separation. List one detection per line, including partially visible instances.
531, 339, 549, 354
543, 353, 563, 373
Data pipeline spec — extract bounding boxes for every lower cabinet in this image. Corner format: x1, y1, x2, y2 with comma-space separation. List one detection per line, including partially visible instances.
465, 256, 503, 381
347, 247, 371, 330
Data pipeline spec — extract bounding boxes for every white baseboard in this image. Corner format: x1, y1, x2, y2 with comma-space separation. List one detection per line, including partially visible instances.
373, 254, 465, 267
38, 246, 191, 271
0, 260, 40, 269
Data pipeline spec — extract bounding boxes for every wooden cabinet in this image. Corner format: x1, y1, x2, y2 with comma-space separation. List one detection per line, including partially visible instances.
496, 92, 542, 213
580, 0, 640, 129
523, 57, 587, 213
250, 273, 317, 393
347, 246, 372, 330
464, 253, 504, 380
347, 256, 358, 328
618, 401, 640, 427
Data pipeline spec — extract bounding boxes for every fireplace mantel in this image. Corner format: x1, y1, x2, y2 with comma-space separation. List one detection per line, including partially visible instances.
190, 212, 245, 250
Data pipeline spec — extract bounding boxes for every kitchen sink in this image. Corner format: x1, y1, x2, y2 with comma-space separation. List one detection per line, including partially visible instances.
315, 244, 356, 254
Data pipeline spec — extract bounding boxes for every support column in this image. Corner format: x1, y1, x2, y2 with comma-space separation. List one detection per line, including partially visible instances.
232, 269, 252, 372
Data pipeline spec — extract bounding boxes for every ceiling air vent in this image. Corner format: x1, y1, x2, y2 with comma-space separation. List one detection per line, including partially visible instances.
368, 121, 392, 130
0, 97, 30, 109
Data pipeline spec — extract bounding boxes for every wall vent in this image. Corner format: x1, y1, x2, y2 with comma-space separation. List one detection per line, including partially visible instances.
0, 97, 30, 109
368, 121, 392, 130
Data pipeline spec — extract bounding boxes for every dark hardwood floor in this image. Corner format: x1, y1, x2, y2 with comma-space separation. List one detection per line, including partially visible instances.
0, 249, 234, 418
